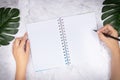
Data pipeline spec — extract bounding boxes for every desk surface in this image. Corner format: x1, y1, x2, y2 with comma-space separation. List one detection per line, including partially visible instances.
0, 0, 110, 80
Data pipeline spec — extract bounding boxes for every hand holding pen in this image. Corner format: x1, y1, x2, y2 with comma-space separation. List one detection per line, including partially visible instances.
97, 25, 120, 80
94, 30, 120, 41
95, 24, 119, 51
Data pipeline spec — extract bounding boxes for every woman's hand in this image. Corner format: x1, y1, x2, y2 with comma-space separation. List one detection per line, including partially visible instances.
97, 24, 119, 52
98, 24, 120, 80
12, 33, 30, 80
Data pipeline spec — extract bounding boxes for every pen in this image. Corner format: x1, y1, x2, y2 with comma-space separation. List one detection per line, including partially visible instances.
93, 30, 120, 41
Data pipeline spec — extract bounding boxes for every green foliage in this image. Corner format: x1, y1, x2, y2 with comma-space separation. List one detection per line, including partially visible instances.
102, 0, 120, 36
0, 7, 20, 46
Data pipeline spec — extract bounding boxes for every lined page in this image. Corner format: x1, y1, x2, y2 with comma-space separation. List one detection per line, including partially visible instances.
27, 19, 65, 71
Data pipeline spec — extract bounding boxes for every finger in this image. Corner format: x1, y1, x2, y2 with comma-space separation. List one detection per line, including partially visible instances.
98, 26, 107, 33
97, 31, 108, 42
107, 30, 112, 35
106, 24, 118, 36
104, 29, 109, 33
13, 37, 22, 47
106, 24, 114, 30
12, 37, 22, 56
106, 24, 116, 32
98, 25, 112, 35
20, 33, 28, 47
26, 39, 30, 55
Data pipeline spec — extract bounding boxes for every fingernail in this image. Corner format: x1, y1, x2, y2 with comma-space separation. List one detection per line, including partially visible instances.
27, 39, 30, 43
25, 32, 28, 36
25, 33, 28, 39
97, 31, 100, 33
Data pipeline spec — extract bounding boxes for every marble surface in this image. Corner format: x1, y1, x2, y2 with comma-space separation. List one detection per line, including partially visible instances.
0, 0, 111, 80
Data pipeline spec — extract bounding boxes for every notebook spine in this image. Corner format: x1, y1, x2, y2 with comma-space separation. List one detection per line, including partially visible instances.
57, 17, 71, 65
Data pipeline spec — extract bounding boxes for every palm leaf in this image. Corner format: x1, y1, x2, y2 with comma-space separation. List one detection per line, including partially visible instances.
0, 7, 20, 46
102, 0, 120, 36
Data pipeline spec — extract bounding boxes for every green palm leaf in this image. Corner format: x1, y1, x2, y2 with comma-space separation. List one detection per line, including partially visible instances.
102, 0, 120, 36
0, 7, 20, 46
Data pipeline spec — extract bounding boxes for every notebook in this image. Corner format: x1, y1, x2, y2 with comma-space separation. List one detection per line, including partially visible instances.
27, 12, 102, 71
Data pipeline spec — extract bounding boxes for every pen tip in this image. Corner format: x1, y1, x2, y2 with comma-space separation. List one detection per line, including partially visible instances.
93, 30, 97, 32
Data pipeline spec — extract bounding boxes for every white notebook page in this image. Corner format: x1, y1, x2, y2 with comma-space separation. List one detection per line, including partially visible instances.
27, 13, 105, 72
27, 19, 65, 71
64, 13, 106, 76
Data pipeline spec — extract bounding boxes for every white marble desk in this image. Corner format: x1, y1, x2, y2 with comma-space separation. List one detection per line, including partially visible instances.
0, 0, 110, 80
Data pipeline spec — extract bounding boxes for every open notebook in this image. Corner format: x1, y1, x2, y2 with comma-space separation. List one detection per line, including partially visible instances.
27, 12, 102, 71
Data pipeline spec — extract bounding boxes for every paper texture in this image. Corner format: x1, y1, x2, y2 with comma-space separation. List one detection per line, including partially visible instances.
27, 19, 65, 71
27, 12, 103, 72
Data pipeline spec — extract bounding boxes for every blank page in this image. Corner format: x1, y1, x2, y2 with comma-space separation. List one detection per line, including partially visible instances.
27, 19, 65, 71
27, 13, 105, 73
63, 13, 104, 74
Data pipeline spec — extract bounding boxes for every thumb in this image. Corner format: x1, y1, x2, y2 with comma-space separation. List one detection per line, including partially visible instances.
26, 39, 30, 55
97, 31, 108, 43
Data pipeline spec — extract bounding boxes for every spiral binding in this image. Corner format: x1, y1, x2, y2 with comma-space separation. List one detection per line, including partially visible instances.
57, 17, 71, 65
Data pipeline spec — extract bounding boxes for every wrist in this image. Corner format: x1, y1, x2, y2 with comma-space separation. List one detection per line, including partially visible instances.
111, 46, 120, 55
15, 65, 26, 80
16, 63, 27, 72
109, 42, 119, 53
